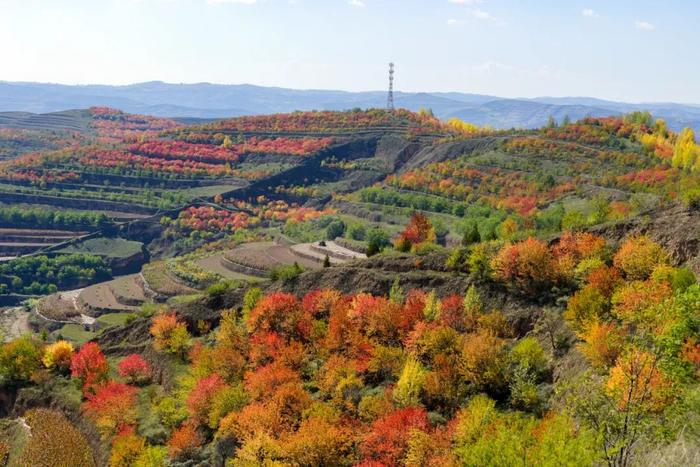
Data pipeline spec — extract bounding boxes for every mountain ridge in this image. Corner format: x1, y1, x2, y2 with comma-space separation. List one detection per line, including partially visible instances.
3, 80, 700, 132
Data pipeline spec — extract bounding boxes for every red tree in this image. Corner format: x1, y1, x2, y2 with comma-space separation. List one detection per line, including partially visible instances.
70, 342, 109, 391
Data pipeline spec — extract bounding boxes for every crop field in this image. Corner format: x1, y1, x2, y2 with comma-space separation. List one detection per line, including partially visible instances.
223, 241, 319, 272
56, 237, 143, 259
141, 261, 199, 297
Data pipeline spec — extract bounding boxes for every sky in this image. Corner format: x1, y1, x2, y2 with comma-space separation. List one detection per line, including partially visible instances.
1, 0, 699, 103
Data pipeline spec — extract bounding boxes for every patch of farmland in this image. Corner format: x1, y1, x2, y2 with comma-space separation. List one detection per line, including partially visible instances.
77, 282, 140, 316
0, 228, 85, 257
35, 291, 82, 322
289, 240, 367, 265
56, 237, 143, 259
195, 253, 265, 283
141, 261, 199, 298
108, 274, 148, 305
223, 242, 319, 273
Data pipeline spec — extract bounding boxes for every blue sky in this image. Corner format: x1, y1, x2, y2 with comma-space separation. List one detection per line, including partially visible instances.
1, 0, 698, 103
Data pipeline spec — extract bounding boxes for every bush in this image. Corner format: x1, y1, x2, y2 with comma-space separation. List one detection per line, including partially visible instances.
118, 354, 151, 385
491, 237, 558, 294
325, 220, 346, 240
269, 262, 304, 281
347, 223, 367, 241
613, 235, 668, 280
150, 313, 191, 357
83, 381, 138, 438
366, 228, 390, 257
42, 340, 74, 371
672, 267, 697, 292
0, 336, 42, 382
682, 188, 700, 209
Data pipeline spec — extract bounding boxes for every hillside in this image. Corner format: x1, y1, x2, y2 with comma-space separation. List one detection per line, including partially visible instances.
0, 108, 698, 466
3, 81, 700, 132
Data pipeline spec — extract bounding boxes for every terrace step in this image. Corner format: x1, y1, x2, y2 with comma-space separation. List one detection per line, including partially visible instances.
108, 274, 148, 307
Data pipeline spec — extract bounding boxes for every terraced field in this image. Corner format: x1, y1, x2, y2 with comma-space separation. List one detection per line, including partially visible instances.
222, 240, 366, 276
0, 228, 86, 257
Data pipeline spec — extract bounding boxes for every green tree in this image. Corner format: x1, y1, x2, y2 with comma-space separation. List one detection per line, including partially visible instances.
393, 356, 427, 407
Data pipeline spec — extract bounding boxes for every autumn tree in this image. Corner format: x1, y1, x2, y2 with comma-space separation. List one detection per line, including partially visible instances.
42, 340, 74, 371
672, 127, 699, 170
83, 381, 138, 438
150, 312, 191, 357
361, 407, 431, 466
167, 422, 204, 460
71, 342, 109, 390
117, 354, 151, 385
395, 213, 436, 252
492, 237, 558, 294
0, 336, 42, 382
393, 356, 427, 407
613, 235, 668, 280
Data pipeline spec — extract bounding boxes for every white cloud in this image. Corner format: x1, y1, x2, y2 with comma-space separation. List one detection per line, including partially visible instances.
635, 20, 655, 30
582, 8, 598, 18
206, 0, 258, 4
471, 8, 491, 19
446, 18, 459, 26
448, 0, 484, 4
348, 0, 365, 7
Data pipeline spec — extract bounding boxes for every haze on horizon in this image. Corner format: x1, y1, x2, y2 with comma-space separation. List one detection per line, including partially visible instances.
2, 0, 699, 104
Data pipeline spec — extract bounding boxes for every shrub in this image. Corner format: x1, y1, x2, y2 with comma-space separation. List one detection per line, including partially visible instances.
510, 337, 548, 378
462, 222, 481, 246
491, 237, 558, 294
468, 241, 501, 280
0, 336, 42, 382
83, 381, 138, 438
326, 219, 346, 240
682, 188, 700, 209
393, 357, 427, 407
578, 321, 627, 369
117, 354, 151, 384
671, 267, 697, 292
611, 279, 672, 326
110, 429, 146, 467
360, 407, 430, 466
42, 340, 74, 371
564, 286, 609, 332
186, 374, 227, 424
167, 423, 204, 460
269, 262, 304, 281
366, 228, 390, 256
613, 235, 668, 280
150, 312, 191, 356
395, 213, 436, 252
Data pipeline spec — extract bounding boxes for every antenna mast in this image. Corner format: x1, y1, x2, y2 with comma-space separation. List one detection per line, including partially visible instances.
387, 62, 395, 111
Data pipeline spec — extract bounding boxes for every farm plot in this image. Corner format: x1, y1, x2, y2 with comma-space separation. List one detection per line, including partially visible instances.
195, 253, 265, 283
223, 242, 319, 275
141, 261, 199, 298
0, 228, 85, 257
77, 282, 140, 316
290, 240, 367, 265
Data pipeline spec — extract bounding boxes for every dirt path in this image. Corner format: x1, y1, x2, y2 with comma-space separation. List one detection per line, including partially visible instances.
1, 307, 31, 341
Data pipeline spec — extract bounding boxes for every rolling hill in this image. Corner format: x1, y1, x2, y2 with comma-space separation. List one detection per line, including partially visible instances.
3, 81, 700, 132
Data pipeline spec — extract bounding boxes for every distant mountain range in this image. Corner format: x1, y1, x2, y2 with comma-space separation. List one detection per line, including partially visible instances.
3, 80, 700, 132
